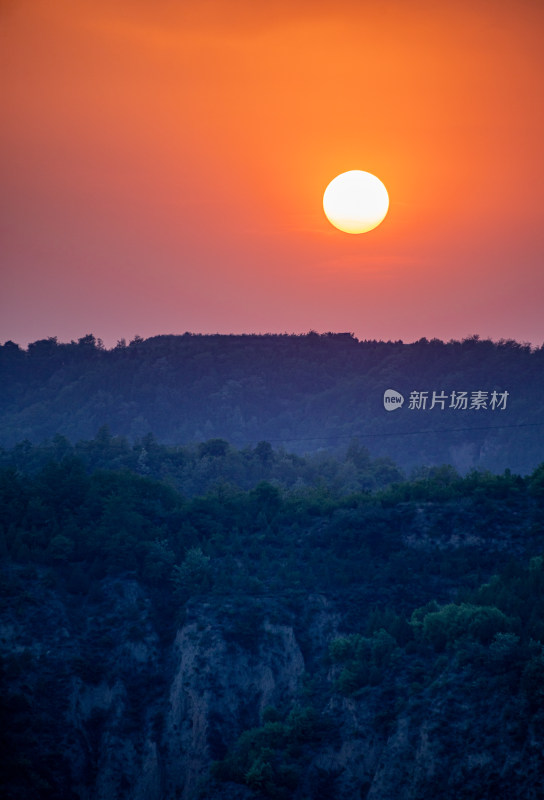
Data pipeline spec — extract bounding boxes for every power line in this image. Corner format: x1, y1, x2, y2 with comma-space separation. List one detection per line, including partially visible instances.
256, 421, 544, 446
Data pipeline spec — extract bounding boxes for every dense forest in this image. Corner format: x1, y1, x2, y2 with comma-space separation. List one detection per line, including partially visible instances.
2, 435, 544, 799
2, 333, 544, 798
1, 332, 543, 473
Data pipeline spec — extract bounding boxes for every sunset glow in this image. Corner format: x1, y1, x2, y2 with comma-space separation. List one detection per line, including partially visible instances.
1, 1, 544, 346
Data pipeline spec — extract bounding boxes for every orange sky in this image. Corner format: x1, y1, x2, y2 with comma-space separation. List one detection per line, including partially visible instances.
2, 0, 544, 346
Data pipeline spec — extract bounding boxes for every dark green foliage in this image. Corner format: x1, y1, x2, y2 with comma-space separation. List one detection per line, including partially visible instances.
520, 654, 544, 710
199, 439, 231, 459
171, 547, 212, 601
329, 630, 399, 694
2, 441, 544, 610
3, 436, 544, 799
416, 603, 515, 651
211, 704, 326, 798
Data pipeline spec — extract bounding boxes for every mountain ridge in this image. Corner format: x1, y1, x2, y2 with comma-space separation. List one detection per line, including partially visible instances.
1, 333, 542, 473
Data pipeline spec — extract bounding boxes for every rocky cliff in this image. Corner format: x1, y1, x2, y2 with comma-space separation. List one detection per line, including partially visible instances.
2, 449, 544, 798
3, 565, 544, 800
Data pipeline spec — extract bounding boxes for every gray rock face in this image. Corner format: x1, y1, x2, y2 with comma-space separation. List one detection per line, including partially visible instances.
163, 613, 305, 799
2, 575, 312, 799
3, 570, 544, 800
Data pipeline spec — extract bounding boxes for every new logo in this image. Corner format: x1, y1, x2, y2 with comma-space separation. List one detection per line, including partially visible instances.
383, 389, 404, 411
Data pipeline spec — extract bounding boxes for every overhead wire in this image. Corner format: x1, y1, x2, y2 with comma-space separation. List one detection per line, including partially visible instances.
248, 421, 544, 447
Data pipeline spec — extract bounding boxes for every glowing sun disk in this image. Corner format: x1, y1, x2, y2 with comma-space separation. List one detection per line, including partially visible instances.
323, 170, 389, 234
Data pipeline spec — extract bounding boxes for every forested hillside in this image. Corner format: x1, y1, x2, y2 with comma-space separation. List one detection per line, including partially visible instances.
1, 333, 543, 473
2, 441, 544, 798
2, 333, 544, 798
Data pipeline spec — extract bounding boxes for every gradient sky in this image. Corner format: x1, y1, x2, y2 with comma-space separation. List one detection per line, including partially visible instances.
2, 0, 544, 347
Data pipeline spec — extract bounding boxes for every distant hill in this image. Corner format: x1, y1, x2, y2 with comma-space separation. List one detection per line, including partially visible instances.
1, 332, 543, 473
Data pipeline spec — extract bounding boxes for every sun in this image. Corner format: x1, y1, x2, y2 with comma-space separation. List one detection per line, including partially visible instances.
323, 170, 389, 234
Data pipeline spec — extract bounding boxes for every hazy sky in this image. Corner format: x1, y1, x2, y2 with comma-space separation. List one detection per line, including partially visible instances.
2, 0, 543, 347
